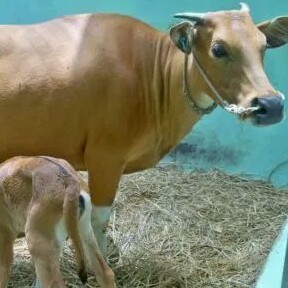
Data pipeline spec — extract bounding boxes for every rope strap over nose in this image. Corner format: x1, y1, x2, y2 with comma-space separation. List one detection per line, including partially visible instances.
223, 103, 260, 115
183, 53, 260, 116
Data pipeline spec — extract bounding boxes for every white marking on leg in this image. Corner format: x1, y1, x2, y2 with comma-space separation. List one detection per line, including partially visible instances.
33, 277, 42, 288
55, 219, 68, 257
90, 204, 111, 257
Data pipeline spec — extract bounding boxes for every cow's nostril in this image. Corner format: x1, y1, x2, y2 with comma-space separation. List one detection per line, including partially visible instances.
251, 98, 259, 107
251, 98, 268, 115
257, 107, 268, 115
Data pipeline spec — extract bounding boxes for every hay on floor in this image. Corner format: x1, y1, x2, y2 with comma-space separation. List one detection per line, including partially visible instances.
9, 168, 288, 288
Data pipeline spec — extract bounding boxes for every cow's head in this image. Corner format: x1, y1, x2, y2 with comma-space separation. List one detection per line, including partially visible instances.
170, 3, 288, 126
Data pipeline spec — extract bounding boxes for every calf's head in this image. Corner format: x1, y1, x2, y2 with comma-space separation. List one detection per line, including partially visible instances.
170, 4, 288, 126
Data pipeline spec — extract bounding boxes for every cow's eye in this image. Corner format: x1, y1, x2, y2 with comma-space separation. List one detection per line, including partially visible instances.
212, 43, 228, 58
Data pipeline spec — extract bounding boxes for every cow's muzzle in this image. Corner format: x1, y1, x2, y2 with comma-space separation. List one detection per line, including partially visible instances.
251, 95, 285, 125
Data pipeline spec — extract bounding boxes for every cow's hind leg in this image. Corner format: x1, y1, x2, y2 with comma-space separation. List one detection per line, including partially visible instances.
0, 225, 14, 288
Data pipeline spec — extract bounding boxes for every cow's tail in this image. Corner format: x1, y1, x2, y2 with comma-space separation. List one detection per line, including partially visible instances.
63, 179, 88, 284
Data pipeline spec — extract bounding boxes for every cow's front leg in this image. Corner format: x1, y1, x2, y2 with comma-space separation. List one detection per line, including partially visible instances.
90, 206, 112, 257
85, 149, 124, 256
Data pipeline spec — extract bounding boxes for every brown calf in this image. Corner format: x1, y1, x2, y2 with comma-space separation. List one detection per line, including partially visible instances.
0, 156, 115, 288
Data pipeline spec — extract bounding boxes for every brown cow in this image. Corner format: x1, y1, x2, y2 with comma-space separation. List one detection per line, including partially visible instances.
0, 156, 115, 288
0, 4, 286, 254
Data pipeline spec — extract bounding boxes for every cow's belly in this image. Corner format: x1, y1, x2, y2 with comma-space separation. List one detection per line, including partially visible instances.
0, 146, 86, 171
0, 123, 86, 170
0, 88, 88, 168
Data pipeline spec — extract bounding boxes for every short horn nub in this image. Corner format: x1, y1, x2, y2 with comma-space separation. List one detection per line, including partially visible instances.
173, 12, 206, 24
240, 2, 250, 12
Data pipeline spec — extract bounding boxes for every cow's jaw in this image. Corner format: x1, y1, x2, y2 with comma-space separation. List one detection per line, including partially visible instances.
195, 93, 215, 110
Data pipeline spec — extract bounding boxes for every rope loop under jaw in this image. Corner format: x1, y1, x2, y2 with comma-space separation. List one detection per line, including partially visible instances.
183, 52, 260, 116
183, 53, 217, 115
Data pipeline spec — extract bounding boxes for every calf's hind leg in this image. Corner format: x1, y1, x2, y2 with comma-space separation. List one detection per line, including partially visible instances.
0, 225, 15, 288
79, 191, 116, 288
25, 207, 66, 288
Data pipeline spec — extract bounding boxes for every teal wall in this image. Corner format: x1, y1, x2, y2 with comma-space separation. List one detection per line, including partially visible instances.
1, 0, 287, 186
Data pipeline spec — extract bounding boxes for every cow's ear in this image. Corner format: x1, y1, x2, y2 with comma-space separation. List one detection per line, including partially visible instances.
170, 21, 194, 54
257, 16, 288, 48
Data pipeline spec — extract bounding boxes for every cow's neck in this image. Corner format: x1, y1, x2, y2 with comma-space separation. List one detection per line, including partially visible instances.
150, 34, 212, 155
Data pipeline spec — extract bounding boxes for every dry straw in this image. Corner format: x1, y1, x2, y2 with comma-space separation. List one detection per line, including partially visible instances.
9, 168, 288, 288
